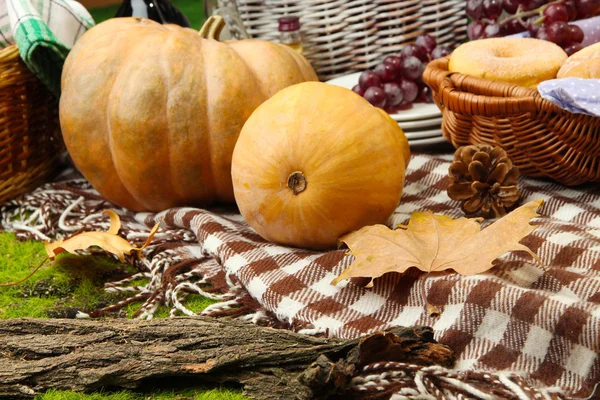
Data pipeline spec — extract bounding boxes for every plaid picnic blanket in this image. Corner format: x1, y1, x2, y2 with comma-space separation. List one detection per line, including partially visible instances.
0, 0, 94, 95
2, 151, 599, 399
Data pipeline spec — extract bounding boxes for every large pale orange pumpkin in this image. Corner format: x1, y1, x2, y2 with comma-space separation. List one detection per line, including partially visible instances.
59, 16, 317, 212
231, 82, 411, 250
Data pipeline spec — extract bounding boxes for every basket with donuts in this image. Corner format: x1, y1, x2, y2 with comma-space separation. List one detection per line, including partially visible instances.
423, 32, 600, 186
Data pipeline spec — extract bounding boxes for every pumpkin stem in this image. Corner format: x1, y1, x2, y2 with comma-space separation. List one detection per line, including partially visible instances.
287, 172, 307, 195
199, 15, 226, 40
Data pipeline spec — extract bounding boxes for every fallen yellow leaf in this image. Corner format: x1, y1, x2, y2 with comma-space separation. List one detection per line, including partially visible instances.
44, 210, 160, 262
332, 200, 543, 287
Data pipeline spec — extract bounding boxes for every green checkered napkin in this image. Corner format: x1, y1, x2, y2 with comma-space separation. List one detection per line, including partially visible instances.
0, 0, 95, 96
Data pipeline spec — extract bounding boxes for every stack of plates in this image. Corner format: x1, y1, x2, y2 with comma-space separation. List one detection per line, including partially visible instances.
325, 72, 448, 148
390, 103, 446, 147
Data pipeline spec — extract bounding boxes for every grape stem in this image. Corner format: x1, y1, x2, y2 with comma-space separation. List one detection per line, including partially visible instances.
496, 0, 566, 26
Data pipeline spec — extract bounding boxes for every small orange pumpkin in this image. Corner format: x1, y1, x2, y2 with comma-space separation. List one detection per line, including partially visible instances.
59, 16, 317, 212
231, 82, 410, 250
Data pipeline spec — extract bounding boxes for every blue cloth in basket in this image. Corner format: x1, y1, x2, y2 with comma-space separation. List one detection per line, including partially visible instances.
538, 78, 600, 117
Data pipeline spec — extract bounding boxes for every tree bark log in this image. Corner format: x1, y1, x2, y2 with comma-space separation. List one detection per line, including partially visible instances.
0, 317, 454, 399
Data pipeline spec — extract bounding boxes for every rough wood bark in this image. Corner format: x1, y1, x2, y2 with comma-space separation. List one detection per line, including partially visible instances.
0, 317, 454, 399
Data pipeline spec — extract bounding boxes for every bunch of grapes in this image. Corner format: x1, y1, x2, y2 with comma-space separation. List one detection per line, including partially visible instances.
352, 34, 450, 113
466, 0, 600, 55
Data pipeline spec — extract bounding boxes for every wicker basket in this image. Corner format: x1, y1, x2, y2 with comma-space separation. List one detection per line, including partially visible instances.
231, 0, 467, 81
422, 56, 600, 186
0, 45, 63, 204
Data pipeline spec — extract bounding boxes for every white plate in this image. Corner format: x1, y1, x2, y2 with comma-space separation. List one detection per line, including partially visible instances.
325, 72, 442, 122
409, 136, 449, 147
404, 128, 443, 140
399, 116, 443, 130
391, 103, 442, 122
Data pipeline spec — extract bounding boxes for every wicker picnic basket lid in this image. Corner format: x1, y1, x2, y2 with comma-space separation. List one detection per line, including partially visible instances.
0, 45, 63, 205
422, 56, 600, 186
233, 0, 467, 81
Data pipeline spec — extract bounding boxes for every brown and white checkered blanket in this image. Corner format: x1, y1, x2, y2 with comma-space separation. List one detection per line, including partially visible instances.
2, 152, 599, 399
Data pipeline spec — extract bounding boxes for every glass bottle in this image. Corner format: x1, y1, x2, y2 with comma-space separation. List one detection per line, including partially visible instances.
115, 0, 191, 27
278, 16, 303, 54
203, 0, 249, 40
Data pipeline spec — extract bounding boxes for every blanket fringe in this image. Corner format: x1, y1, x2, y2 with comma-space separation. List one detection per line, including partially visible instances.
0, 174, 260, 322
348, 362, 564, 400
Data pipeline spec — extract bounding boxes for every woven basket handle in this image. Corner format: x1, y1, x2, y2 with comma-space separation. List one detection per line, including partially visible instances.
424, 58, 542, 118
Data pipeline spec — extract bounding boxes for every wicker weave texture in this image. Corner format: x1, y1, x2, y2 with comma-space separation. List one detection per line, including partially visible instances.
0, 45, 63, 204
233, 0, 467, 81
422, 57, 600, 186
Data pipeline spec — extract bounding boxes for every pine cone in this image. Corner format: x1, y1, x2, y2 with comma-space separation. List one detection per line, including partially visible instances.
447, 144, 521, 219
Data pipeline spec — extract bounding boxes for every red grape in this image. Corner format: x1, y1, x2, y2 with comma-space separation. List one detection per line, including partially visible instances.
415, 86, 432, 104
359, 70, 382, 90
575, 0, 600, 19
503, 0, 519, 13
564, 0, 578, 20
468, 20, 485, 40
384, 56, 403, 73
400, 44, 429, 63
546, 21, 571, 46
414, 76, 426, 92
503, 18, 526, 34
363, 86, 387, 108
374, 62, 397, 82
483, 0, 504, 20
483, 22, 502, 38
398, 78, 419, 104
526, 16, 542, 36
353, 35, 440, 114
543, 4, 569, 24
431, 46, 451, 59
535, 25, 549, 41
564, 43, 584, 55
352, 84, 364, 96
463, 0, 592, 53
569, 24, 584, 44
383, 82, 404, 107
466, 0, 484, 19
526, 0, 546, 10
400, 56, 425, 81
416, 34, 438, 55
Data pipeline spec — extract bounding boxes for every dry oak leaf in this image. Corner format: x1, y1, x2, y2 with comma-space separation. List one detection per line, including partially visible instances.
44, 210, 160, 262
331, 200, 543, 286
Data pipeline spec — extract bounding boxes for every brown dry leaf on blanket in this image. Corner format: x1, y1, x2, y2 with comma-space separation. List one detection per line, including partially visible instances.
332, 200, 543, 287
44, 210, 160, 262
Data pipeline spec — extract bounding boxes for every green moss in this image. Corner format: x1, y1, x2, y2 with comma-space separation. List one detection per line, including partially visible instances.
0, 233, 65, 319
0, 234, 136, 319
37, 387, 247, 400
0, 232, 219, 319
122, 295, 218, 319
37, 390, 139, 400
193, 389, 248, 400
183, 294, 218, 313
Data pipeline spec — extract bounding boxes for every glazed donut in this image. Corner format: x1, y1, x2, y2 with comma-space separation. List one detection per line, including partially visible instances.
557, 42, 600, 79
448, 38, 568, 88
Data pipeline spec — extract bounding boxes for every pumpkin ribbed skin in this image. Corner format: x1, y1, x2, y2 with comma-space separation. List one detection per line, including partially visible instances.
60, 17, 317, 211
231, 82, 410, 250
